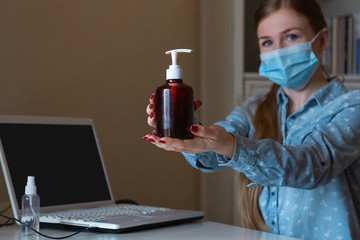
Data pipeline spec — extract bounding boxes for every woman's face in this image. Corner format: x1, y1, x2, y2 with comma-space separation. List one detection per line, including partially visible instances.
257, 8, 316, 54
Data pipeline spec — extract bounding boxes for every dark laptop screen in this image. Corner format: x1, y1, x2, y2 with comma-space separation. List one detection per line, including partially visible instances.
0, 123, 112, 208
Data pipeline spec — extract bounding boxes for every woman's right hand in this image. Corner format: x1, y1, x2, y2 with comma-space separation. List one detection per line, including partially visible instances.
146, 93, 203, 130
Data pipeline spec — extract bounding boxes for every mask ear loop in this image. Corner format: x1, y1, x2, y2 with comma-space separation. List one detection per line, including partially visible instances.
310, 30, 325, 60
310, 30, 323, 44
313, 29, 333, 81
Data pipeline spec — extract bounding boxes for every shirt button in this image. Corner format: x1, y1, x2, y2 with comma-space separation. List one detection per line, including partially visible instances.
271, 192, 275, 196
271, 221, 275, 225
321, 161, 326, 167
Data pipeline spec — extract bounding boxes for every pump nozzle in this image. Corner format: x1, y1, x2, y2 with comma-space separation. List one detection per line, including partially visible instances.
165, 49, 192, 80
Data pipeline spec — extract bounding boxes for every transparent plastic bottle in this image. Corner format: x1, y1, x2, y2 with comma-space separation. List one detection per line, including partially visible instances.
21, 176, 40, 237
155, 49, 194, 139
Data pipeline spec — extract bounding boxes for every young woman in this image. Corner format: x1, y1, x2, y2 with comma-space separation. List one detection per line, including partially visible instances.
144, 0, 360, 239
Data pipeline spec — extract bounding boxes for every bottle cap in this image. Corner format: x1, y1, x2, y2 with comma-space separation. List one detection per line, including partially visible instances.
166, 49, 192, 80
25, 176, 37, 195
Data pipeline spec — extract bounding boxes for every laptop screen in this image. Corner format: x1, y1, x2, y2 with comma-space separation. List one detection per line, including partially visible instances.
0, 121, 112, 209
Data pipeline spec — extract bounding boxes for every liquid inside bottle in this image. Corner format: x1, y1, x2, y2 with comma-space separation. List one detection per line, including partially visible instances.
155, 79, 194, 139
21, 194, 40, 236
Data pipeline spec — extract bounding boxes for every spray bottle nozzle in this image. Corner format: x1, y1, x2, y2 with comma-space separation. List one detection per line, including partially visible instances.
25, 176, 37, 195
165, 49, 192, 80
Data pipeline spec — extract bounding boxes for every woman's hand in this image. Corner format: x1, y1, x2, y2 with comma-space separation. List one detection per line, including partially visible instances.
142, 124, 235, 159
144, 93, 234, 158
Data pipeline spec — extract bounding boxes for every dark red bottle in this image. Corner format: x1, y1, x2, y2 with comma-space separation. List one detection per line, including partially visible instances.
155, 49, 194, 139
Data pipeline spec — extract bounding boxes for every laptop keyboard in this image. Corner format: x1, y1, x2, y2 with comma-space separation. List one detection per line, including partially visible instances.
41, 204, 173, 222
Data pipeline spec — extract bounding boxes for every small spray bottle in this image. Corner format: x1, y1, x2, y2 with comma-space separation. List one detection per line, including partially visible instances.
21, 176, 40, 237
155, 49, 194, 139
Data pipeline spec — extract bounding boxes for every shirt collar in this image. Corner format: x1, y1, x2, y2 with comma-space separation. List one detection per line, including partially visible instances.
276, 77, 347, 107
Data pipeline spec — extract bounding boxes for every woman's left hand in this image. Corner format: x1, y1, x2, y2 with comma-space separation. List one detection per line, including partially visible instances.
142, 124, 235, 159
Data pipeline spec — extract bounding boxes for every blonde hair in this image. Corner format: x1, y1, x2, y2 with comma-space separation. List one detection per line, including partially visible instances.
238, 0, 327, 230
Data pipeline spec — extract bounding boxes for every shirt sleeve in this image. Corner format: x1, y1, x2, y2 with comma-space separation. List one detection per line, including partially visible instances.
217, 93, 360, 189
181, 95, 260, 172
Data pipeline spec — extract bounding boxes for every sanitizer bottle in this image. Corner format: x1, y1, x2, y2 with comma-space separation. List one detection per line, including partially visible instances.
155, 49, 194, 139
21, 176, 40, 237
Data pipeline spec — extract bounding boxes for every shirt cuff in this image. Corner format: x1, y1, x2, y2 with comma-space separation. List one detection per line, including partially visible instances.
216, 135, 260, 184
182, 152, 218, 173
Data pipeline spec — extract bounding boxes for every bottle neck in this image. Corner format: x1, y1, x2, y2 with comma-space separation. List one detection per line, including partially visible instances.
166, 79, 183, 83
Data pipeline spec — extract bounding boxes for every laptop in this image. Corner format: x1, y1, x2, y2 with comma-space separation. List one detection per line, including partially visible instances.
0, 115, 204, 233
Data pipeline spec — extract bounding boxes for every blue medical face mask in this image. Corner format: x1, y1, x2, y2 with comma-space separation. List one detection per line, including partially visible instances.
258, 32, 321, 90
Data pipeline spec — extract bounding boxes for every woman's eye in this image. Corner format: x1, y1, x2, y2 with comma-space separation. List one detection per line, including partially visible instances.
287, 34, 298, 41
262, 40, 273, 47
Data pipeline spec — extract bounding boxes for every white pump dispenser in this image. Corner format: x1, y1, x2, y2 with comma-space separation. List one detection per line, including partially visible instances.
165, 49, 192, 80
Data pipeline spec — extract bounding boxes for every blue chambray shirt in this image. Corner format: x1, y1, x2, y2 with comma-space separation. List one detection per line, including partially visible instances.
182, 78, 360, 239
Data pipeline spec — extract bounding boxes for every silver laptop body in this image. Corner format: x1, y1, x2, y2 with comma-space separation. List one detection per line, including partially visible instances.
0, 115, 203, 233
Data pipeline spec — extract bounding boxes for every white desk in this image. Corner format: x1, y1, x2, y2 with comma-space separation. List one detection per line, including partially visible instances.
0, 221, 299, 240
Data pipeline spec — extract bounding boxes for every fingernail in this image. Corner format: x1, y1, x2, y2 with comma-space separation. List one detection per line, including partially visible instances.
158, 140, 166, 144
147, 138, 155, 142
149, 94, 154, 100
150, 112, 154, 119
149, 104, 154, 109
142, 136, 148, 140
152, 130, 156, 135
190, 125, 198, 133
194, 100, 203, 110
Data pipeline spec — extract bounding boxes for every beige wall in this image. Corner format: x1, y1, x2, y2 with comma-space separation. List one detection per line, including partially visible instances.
0, 0, 200, 210
199, 0, 237, 225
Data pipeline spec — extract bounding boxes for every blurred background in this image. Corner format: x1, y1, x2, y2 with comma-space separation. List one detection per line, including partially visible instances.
0, 0, 200, 210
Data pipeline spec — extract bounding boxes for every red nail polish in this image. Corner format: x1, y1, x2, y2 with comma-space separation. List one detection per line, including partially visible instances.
152, 130, 157, 135
149, 94, 154, 100
194, 100, 203, 110
190, 125, 198, 133
149, 104, 154, 109
147, 138, 155, 142
158, 140, 166, 144
142, 136, 148, 140
150, 112, 154, 119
